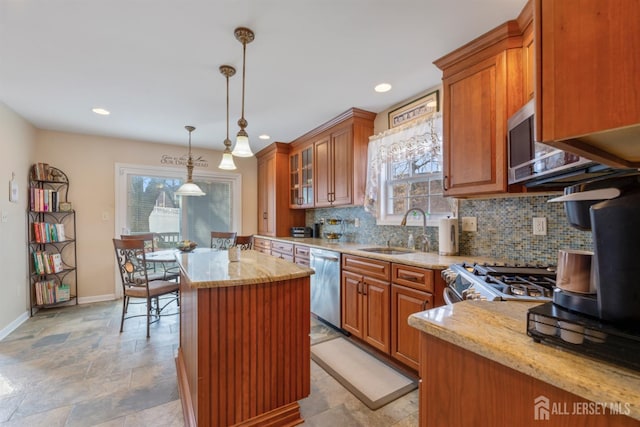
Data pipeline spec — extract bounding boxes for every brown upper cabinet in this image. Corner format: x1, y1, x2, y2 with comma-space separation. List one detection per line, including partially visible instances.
289, 108, 376, 208
535, 0, 640, 168
436, 0, 640, 197
256, 143, 305, 237
434, 20, 526, 197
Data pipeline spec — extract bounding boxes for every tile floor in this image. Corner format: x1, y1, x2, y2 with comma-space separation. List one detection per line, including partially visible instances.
0, 300, 418, 426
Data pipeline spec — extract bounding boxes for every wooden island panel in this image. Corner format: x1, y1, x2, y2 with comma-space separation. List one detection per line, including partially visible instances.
420, 333, 640, 427
176, 250, 311, 427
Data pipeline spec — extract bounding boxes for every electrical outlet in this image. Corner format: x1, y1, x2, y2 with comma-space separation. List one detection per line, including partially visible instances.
533, 217, 547, 236
0, 210, 7, 223
461, 216, 477, 232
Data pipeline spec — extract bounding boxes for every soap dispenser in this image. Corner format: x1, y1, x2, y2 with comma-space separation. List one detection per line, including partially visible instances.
407, 232, 415, 249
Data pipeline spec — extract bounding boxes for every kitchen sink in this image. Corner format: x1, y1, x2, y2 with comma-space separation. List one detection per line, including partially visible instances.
359, 247, 415, 255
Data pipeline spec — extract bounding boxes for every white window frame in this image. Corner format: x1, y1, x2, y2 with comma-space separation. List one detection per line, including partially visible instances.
376, 163, 451, 227
365, 111, 455, 226
114, 162, 242, 297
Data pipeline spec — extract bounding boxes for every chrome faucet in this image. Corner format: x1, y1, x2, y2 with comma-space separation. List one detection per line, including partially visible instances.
400, 208, 430, 252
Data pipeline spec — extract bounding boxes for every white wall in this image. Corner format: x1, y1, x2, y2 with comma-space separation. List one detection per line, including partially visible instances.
35, 130, 258, 301
0, 102, 37, 336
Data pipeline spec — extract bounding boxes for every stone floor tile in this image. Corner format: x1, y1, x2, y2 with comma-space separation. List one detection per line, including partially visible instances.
0, 300, 418, 427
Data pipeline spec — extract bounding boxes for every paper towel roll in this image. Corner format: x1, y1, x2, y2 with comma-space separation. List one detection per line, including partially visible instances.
439, 217, 459, 256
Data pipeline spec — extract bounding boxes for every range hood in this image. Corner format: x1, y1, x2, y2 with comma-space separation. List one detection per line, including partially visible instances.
522, 161, 637, 189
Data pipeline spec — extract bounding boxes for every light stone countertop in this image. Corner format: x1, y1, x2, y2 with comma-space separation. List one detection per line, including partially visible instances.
408, 301, 640, 421
176, 248, 313, 288
256, 236, 503, 270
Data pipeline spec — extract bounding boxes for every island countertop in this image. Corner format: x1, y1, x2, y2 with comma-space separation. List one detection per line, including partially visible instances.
176, 248, 313, 288
408, 301, 640, 421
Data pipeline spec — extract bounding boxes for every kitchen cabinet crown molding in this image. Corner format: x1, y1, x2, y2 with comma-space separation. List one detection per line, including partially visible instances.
255, 141, 290, 158
290, 107, 376, 148
434, 20, 523, 75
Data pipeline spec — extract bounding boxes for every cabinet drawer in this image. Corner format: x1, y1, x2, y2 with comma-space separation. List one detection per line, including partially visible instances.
253, 237, 271, 251
272, 252, 294, 262
271, 241, 294, 255
342, 255, 390, 281
294, 244, 310, 266
392, 264, 434, 293
294, 244, 310, 258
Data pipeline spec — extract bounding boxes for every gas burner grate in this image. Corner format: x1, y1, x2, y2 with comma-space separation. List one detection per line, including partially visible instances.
484, 274, 556, 298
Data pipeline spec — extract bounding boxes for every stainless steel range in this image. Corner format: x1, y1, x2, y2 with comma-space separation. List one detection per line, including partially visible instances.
441, 262, 556, 304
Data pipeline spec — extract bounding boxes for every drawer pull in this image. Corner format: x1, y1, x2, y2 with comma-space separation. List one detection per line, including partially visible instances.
398, 274, 420, 282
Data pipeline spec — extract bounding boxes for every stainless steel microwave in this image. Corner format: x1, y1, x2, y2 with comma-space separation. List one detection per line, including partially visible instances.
507, 99, 616, 187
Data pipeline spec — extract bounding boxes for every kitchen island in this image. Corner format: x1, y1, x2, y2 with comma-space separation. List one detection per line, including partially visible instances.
409, 301, 640, 426
175, 248, 314, 427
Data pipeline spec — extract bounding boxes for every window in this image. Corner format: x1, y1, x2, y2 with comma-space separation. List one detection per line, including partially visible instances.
365, 113, 453, 225
116, 163, 241, 248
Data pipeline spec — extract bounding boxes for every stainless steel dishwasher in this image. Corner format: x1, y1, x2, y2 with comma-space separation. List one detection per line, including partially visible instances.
310, 248, 341, 329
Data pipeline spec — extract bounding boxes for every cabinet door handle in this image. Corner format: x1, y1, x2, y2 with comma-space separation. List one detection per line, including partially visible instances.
443, 176, 448, 191
362, 282, 368, 296
421, 299, 430, 311
357, 280, 362, 294
263, 212, 268, 219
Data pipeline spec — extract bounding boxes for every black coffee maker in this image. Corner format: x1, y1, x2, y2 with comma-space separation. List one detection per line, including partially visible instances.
550, 172, 640, 326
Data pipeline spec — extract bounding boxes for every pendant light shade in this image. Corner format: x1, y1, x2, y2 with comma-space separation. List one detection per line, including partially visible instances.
218, 150, 236, 170
218, 65, 237, 170
232, 27, 255, 158
175, 126, 206, 196
232, 132, 252, 157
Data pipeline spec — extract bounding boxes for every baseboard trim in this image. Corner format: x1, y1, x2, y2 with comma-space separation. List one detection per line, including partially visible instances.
78, 294, 116, 304
0, 311, 29, 341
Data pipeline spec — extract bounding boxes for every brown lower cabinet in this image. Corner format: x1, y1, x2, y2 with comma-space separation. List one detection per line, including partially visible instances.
341, 255, 391, 354
391, 284, 432, 371
390, 263, 436, 371
419, 333, 640, 427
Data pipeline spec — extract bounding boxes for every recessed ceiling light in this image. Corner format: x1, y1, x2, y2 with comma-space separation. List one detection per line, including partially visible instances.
92, 107, 110, 115
258, 134, 270, 140
374, 83, 392, 93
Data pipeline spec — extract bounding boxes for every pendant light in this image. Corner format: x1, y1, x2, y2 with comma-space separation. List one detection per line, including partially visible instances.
218, 65, 237, 170
232, 27, 255, 158
175, 125, 206, 196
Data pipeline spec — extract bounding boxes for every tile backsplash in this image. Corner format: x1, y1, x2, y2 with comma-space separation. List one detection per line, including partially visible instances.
305, 195, 592, 265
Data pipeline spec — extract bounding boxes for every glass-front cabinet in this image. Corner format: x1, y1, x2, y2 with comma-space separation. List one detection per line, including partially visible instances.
289, 144, 313, 208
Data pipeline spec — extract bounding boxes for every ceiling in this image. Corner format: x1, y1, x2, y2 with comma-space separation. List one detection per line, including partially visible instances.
0, 0, 525, 152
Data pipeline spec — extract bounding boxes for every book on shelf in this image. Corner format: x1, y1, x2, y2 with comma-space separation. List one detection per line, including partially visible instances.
56, 284, 70, 302
34, 280, 69, 305
33, 222, 66, 243
56, 223, 66, 241
33, 251, 44, 275
50, 253, 63, 273
30, 188, 62, 212
42, 251, 52, 274
32, 163, 49, 181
